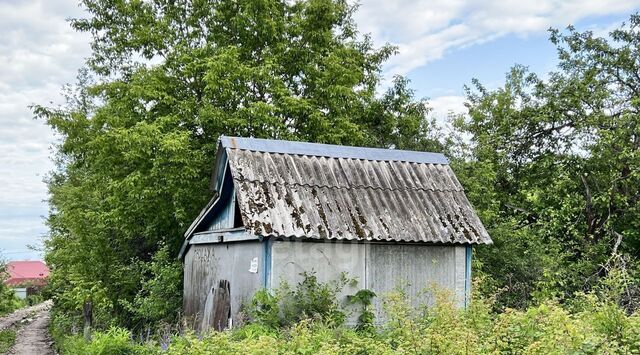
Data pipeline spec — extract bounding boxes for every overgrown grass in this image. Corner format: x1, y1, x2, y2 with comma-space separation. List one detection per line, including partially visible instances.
57, 291, 640, 354
51, 270, 640, 354
0, 330, 16, 354
60, 327, 157, 355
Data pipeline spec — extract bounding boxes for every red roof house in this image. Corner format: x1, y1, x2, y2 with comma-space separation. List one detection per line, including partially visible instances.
4, 261, 49, 287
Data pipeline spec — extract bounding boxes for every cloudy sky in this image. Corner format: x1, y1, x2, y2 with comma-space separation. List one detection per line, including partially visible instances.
1, 0, 640, 260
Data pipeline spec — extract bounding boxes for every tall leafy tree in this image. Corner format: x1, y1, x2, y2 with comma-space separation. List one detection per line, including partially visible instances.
35, 0, 440, 328
453, 17, 640, 309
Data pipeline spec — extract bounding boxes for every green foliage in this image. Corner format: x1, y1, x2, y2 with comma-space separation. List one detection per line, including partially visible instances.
247, 289, 281, 329
55, 290, 640, 354
0, 289, 21, 316
49, 307, 79, 353
278, 272, 350, 327
347, 289, 376, 333
60, 327, 156, 355
249, 272, 349, 328
0, 262, 22, 316
122, 245, 183, 328
25, 293, 45, 306
0, 330, 16, 354
451, 15, 640, 309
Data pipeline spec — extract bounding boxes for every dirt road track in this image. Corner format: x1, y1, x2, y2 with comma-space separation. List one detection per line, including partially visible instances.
0, 301, 54, 355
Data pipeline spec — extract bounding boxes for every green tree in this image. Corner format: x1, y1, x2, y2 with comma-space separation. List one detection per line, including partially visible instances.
453, 17, 640, 309
0, 260, 21, 316
34, 0, 440, 329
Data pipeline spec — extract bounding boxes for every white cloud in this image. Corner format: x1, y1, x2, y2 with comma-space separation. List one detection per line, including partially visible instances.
428, 95, 468, 131
0, 0, 90, 260
430, 95, 467, 118
354, 0, 640, 77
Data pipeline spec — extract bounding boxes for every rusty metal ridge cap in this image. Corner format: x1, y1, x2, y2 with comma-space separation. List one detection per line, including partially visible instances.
219, 136, 449, 165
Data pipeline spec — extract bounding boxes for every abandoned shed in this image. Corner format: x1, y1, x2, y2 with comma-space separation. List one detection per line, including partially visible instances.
180, 136, 492, 331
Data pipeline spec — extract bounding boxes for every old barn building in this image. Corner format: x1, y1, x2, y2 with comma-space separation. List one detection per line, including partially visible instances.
180, 136, 491, 331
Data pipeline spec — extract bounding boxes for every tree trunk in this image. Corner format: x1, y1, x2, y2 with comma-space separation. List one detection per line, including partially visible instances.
83, 300, 93, 341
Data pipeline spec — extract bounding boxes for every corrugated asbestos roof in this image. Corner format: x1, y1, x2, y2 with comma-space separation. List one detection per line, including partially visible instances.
221, 136, 492, 245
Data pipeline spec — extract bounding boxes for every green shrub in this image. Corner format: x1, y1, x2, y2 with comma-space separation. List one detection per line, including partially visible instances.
49, 307, 78, 352
347, 289, 376, 333
0, 329, 16, 354
247, 289, 281, 329
249, 272, 349, 328
121, 245, 183, 329
0, 291, 22, 317
0, 262, 22, 316
60, 327, 157, 355
52, 275, 640, 355
167, 330, 280, 355
56, 296, 640, 354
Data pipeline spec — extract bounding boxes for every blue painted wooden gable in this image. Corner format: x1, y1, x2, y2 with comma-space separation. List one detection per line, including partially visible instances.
178, 149, 251, 259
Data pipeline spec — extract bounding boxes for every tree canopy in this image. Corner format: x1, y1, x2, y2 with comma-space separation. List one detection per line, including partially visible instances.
453, 18, 640, 309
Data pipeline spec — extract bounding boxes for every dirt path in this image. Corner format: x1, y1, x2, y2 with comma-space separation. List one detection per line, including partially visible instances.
0, 302, 51, 331
0, 301, 54, 355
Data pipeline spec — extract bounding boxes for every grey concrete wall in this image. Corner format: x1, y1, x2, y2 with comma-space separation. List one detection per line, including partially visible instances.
367, 244, 467, 321
269, 240, 365, 288
269, 240, 467, 323
269, 240, 365, 324
183, 241, 263, 329
184, 239, 468, 330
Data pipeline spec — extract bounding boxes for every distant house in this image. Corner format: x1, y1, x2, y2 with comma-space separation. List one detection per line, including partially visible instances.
180, 136, 492, 331
5, 261, 49, 299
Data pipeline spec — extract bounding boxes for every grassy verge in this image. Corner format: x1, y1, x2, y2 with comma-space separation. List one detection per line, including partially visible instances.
0, 329, 16, 354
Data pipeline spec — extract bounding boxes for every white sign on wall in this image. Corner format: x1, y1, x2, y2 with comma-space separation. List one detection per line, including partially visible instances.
249, 257, 259, 273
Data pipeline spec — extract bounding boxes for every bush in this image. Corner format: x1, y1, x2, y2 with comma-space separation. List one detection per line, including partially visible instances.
60, 327, 157, 355
0, 270, 22, 316
54, 297, 640, 354
53, 275, 640, 354
0, 289, 22, 317
248, 272, 350, 328
122, 245, 183, 329
347, 289, 376, 333
0, 329, 16, 353
166, 282, 639, 354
